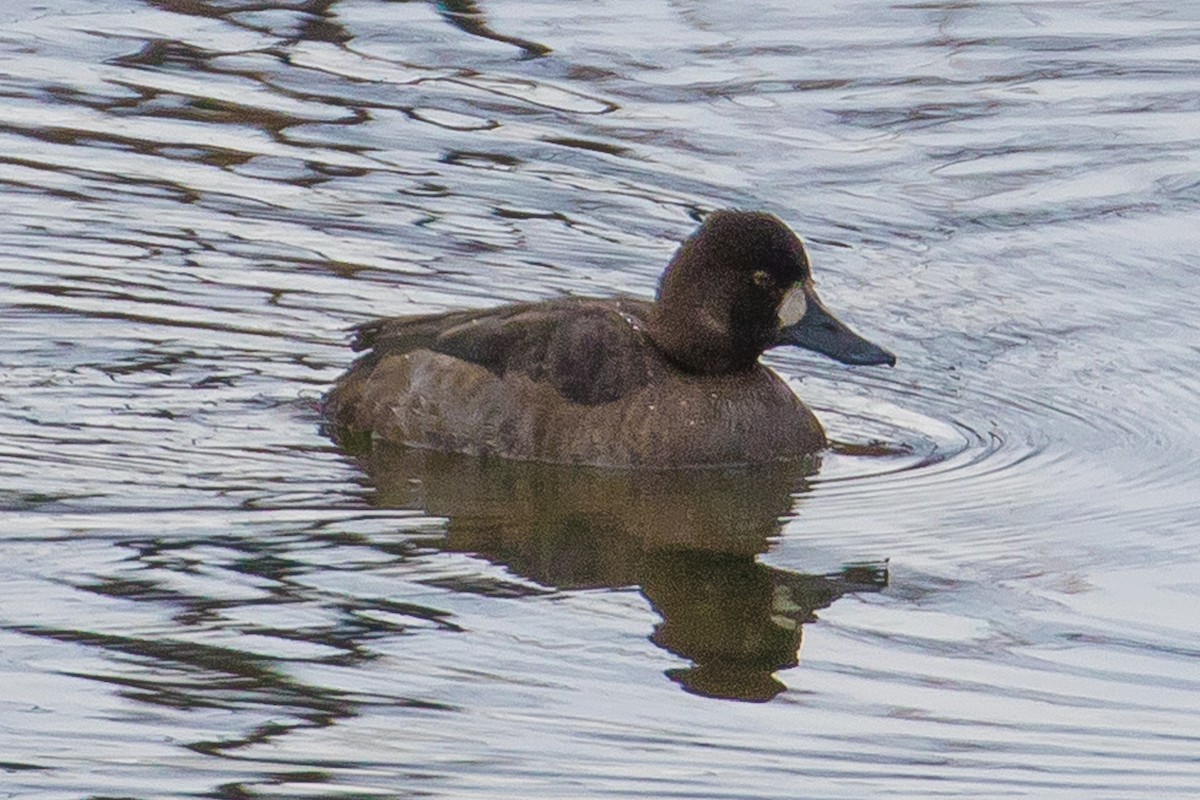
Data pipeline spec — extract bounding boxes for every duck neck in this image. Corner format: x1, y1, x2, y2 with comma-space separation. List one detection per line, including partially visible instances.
646, 304, 761, 375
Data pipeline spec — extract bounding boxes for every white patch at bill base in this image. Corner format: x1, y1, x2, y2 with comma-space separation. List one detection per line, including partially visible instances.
778, 285, 808, 327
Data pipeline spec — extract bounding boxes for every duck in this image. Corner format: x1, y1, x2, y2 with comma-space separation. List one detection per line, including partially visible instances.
323, 210, 895, 468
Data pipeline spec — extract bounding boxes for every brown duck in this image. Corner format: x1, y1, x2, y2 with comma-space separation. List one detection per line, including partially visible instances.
324, 211, 895, 468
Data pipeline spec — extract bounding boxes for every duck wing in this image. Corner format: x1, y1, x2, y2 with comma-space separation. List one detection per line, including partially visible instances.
348, 299, 655, 406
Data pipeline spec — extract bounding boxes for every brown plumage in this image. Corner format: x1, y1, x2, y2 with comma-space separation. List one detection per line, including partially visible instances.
323, 211, 894, 468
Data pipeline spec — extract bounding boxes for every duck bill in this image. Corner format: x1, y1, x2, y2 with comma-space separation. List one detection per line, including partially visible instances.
776, 291, 896, 367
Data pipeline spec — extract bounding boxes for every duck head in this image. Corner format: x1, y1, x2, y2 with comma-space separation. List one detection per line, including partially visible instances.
649, 210, 896, 374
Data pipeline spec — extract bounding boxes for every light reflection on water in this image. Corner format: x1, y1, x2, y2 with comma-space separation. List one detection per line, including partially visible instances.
2, 0, 1200, 797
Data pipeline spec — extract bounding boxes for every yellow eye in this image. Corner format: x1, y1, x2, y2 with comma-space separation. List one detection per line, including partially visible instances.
751, 270, 772, 288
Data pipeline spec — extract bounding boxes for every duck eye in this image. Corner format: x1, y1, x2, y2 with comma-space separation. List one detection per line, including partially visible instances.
751, 270, 772, 288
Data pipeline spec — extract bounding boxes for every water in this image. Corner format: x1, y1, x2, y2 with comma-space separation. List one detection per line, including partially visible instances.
3, 0, 1199, 797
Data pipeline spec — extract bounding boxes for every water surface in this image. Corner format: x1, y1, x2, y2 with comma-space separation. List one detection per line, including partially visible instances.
3, 0, 1199, 797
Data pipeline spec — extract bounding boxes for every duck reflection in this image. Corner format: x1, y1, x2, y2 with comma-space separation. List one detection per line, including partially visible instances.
360, 445, 887, 702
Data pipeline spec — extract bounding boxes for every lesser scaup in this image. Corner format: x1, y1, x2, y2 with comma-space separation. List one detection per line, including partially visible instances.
324, 210, 894, 467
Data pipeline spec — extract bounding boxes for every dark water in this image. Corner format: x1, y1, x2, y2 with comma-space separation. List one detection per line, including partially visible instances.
3, 0, 1199, 797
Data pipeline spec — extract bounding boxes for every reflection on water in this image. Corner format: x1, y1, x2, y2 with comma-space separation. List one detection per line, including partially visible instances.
437, 0, 553, 57
648, 554, 886, 701
363, 445, 887, 701
3, 0, 1200, 796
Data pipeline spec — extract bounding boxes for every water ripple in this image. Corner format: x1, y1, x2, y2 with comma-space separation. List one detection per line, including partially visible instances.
3, 0, 1200, 798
